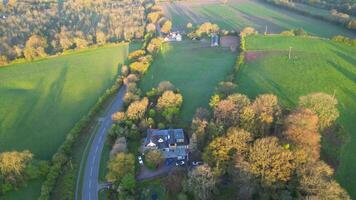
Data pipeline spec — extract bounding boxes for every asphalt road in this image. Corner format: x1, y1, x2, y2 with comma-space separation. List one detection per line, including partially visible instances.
82, 86, 126, 200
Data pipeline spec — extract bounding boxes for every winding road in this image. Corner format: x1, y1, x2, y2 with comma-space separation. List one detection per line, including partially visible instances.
81, 86, 126, 200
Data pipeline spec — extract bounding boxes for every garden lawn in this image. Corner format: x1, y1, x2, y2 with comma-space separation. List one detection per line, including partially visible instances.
236, 35, 356, 198
0, 43, 140, 160
161, 0, 356, 38
140, 41, 236, 124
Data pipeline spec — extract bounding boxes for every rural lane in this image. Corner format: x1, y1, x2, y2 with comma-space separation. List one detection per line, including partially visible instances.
81, 86, 126, 200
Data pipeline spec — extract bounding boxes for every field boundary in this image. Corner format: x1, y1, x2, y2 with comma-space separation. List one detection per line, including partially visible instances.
257, 0, 356, 34
0, 42, 129, 68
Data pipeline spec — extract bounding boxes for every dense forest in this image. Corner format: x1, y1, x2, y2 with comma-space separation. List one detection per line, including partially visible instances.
0, 0, 147, 65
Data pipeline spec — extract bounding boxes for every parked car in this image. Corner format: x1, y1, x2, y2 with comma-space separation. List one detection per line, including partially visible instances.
192, 161, 203, 166
176, 160, 185, 166
138, 156, 143, 165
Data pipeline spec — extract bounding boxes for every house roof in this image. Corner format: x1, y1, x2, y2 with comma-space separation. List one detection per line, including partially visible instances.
144, 129, 186, 149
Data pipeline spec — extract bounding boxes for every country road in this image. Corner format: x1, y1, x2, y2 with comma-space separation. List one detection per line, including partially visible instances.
81, 86, 126, 200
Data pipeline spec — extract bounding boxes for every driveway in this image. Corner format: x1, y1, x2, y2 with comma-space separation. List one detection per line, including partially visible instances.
81, 86, 126, 200
137, 159, 178, 181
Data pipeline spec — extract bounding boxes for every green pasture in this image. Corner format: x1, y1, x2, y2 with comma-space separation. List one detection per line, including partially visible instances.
140, 41, 236, 124
237, 35, 356, 198
0, 43, 141, 160
162, 0, 356, 38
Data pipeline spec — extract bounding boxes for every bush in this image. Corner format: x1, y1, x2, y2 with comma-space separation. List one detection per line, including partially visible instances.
128, 50, 146, 61
145, 149, 164, 170
158, 122, 165, 129
280, 30, 295, 36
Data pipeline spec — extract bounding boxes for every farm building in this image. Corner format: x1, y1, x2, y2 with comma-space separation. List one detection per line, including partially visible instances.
164, 32, 182, 42
211, 34, 219, 47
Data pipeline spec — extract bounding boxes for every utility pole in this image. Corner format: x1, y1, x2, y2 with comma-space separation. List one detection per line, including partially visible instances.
265, 25, 268, 35
288, 46, 292, 59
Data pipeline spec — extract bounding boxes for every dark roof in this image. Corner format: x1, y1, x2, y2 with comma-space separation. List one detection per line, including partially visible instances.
144, 129, 185, 148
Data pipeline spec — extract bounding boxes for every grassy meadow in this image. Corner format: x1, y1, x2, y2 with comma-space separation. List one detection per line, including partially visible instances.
161, 0, 356, 38
237, 35, 356, 198
0, 43, 141, 160
140, 41, 236, 124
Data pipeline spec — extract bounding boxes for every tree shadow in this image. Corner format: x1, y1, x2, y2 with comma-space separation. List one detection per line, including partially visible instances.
327, 60, 356, 83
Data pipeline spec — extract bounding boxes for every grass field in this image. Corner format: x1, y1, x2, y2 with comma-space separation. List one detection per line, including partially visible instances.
140, 41, 236, 124
0, 43, 140, 200
0, 43, 141, 160
237, 35, 356, 198
161, 0, 356, 38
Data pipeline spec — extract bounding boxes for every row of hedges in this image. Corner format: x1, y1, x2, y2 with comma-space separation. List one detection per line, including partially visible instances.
38, 77, 123, 200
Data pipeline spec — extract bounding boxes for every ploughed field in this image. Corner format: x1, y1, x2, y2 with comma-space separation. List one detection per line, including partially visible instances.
161, 0, 356, 38
0, 43, 140, 160
140, 40, 236, 123
236, 35, 356, 198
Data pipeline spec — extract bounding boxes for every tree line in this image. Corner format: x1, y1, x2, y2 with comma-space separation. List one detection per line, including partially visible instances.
262, 0, 356, 32
0, 0, 148, 65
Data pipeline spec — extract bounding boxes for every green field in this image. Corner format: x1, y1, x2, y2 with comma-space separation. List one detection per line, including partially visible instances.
140, 41, 236, 123
0, 43, 140, 160
236, 35, 356, 198
162, 0, 356, 38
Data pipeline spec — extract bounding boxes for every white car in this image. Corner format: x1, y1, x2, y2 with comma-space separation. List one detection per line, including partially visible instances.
175, 160, 185, 166
138, 156, 143, 165
192, 161, 203, 166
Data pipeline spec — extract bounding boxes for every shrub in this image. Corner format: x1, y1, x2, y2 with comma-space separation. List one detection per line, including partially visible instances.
128, 50, 146, 61
145, 149, 164, 169
280, 30, 295, 36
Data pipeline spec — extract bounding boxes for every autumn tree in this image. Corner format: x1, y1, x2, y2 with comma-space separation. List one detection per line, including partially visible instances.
213, 93, 250, 127
283, 109, 321, 160
203, 128, 253, 173
191, 108, 210, 151
0, 150, 34, 193
240, 27, 258, 37
297, 161, 350, 199
187, 22, 193, 29
157, 81, 175, 94
251, 94, 281, 136
147, 12, 162, 24
299, 92, 339, 130
145, 149, 164, 169
161, 20, 172, 34
146, 37, 163, 54
248, 137, 295, 185
209, 94, 220, 109
214, 100, 235, 125
96, 31, 106, 45
112, 112, 126, 122
126, 97, 149, 121
157, 91, 183, 111
240, 106, 257, 133
24, 35, 48, 60
106, 153, 135, 185
215, 81, 237, 97
156, 91, 183, 123
184, 165, 216, 200
128, 49, 146, 61
195, 22, 220, 37
146, 23, 156, 33
0, 150, 33, 177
